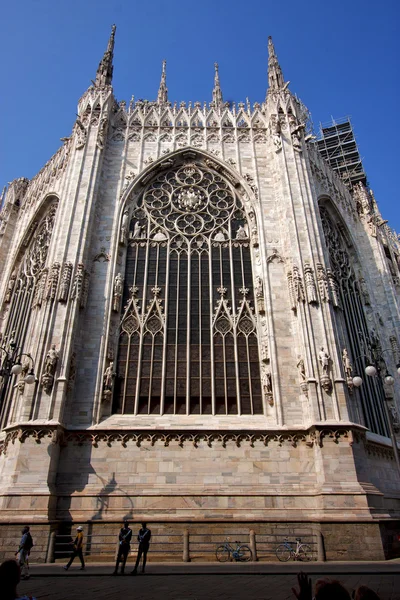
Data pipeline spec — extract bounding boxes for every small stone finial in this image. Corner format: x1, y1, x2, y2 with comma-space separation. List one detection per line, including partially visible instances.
212, 62, 223, 108
157, 59, 168, 105
267, 36, 286, 94
95, 24, 116, 88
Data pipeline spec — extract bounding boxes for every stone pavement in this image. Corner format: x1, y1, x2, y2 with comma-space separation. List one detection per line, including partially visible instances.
18, 562, 400, 600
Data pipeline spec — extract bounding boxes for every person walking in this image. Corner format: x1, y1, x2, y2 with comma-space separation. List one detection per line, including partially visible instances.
130, 523, 151, 575
15, 526, 33, 580
64, 526, 85, 570
112, 520, 133, 575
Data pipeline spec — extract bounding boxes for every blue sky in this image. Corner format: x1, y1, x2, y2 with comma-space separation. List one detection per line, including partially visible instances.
1, 0, 399, 231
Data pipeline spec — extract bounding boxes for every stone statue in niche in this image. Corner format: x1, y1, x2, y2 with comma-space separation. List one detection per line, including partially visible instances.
132, 221, 142, 239
75, 118, 87, 149
120, 210, 129, 245
318, 347, 330, 375
342, 348, 353, 378
103, 362, 115, 401
41, 344, 59, 394
97, 116, 108, 149
235, 225, 248, 240
389, 405, 400, 432
316, 263, 329, 303
255, 276, 265, 314
263, 370, 273, 406
17, 362, 30, 395
358, 275, 371, 305
113, 273, 124, 312
297, 357, 306, 382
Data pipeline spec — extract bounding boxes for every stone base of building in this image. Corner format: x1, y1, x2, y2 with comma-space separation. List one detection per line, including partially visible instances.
0, 520, 399, 563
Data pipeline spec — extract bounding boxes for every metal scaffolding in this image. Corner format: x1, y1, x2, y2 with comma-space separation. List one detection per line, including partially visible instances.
316, 117, 366, 188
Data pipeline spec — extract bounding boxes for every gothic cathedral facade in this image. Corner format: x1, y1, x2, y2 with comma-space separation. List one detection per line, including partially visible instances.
0, 27, 399, 560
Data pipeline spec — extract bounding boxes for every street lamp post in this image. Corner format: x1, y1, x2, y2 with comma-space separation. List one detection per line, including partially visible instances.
0, 336, 36, 426
352, 349, 400, 476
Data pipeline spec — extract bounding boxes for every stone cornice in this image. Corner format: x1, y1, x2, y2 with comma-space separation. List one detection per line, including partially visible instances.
0, 423, 378, 456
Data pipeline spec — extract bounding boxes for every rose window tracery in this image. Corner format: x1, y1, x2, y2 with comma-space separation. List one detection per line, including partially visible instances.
114, 161, 264, 416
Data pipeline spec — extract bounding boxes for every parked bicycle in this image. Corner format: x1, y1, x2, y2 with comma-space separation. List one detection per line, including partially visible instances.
216, 538, 252, 562
275, 537, 312, 562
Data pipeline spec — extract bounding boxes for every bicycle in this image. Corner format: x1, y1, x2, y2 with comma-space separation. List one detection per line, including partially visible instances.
216, 538, 252, 562
275, 537, 312, 562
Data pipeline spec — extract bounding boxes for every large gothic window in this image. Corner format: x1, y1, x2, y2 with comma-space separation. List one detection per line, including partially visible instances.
320, 205, 389, 437
0, 200, 58, 427
114, 161, 263, 416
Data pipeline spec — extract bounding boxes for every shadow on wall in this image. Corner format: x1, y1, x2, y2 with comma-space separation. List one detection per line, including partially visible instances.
91, 471, 134, 522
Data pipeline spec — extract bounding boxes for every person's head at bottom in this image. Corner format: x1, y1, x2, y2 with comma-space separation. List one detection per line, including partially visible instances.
0, 559, 21, 600
353, 586, 380, 600
315, 578, 351, 600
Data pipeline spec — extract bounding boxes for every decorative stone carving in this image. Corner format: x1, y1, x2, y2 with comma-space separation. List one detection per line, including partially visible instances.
327, 269, 340, 308
243, 173, 258, 199
263, 370, 273, 406
316, 263, 329, 302
304, 263, 318, 304
5, 270, 17, 303
293, 265, 305, 303
390, 335, 400, 363
75, 118, 87, 149
113, 273, 124, 312
235, 225, 248, 240
255, 276, 265, 314
287, 270, 296, 311
71, 264, 85, 304
41, 344, 58, 394
59, 262, 73, 302
260, 318, 269, 363
81, 271, 90, 309
67, 352, 76, 393
389, 405, 400, 433
46, 262, 60, 301
120, 170, 136, 198
120, 210, 129, 245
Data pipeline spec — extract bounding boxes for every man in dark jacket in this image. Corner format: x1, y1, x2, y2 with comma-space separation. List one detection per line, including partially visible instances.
113, 521, 133, 575
130, 523, 151, 575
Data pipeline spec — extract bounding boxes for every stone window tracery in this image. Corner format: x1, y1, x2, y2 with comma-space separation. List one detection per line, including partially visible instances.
114, 162, 263, 416
320, 205, 389, 437
0, 201, 58, 427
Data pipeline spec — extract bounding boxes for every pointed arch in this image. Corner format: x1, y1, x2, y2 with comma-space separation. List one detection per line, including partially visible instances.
113, 151, 265, 417
318, 197, 389, 437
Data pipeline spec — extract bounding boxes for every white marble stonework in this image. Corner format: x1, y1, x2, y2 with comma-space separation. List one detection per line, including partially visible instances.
0, 28, 399, 560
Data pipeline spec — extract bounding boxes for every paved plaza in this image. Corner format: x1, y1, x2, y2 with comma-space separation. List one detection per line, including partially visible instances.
18, 562, 400, 600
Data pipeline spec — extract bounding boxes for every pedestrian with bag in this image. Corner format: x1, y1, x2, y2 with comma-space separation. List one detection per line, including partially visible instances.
63, 526, 85, 571
130, 523, 151, 575
112, 520, 133, 575
15, 526, 33, 580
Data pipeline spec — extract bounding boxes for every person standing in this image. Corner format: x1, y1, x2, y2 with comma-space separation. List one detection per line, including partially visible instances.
130, 523, 151, 575
113, 520, 133, 575
15, 526, 33, 580
64, 526, 85, 570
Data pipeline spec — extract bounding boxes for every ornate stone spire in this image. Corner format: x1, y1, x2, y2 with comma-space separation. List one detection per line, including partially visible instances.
267, 36, 286, 93
157, 60, 168, 105
95, 24, 116, 88
212, 62, 223, 108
